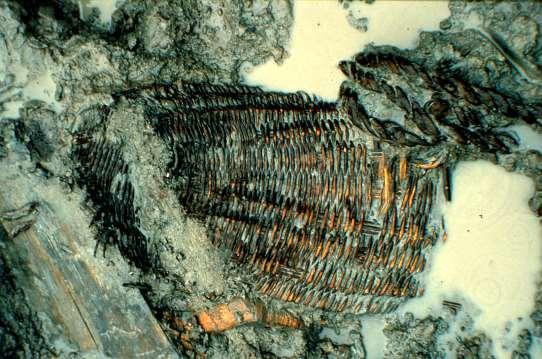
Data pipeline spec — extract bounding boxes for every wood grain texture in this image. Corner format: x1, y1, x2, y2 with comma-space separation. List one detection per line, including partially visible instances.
0, 168, 178, 358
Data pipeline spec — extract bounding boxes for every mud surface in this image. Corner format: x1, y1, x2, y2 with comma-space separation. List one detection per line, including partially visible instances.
0, 1, 540, 358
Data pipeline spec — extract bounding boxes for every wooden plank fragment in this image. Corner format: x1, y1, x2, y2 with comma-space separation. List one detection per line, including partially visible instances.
0, 165, 178, 358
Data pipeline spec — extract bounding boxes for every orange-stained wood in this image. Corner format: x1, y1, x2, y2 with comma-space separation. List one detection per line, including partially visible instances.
197, 297, 304, 333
